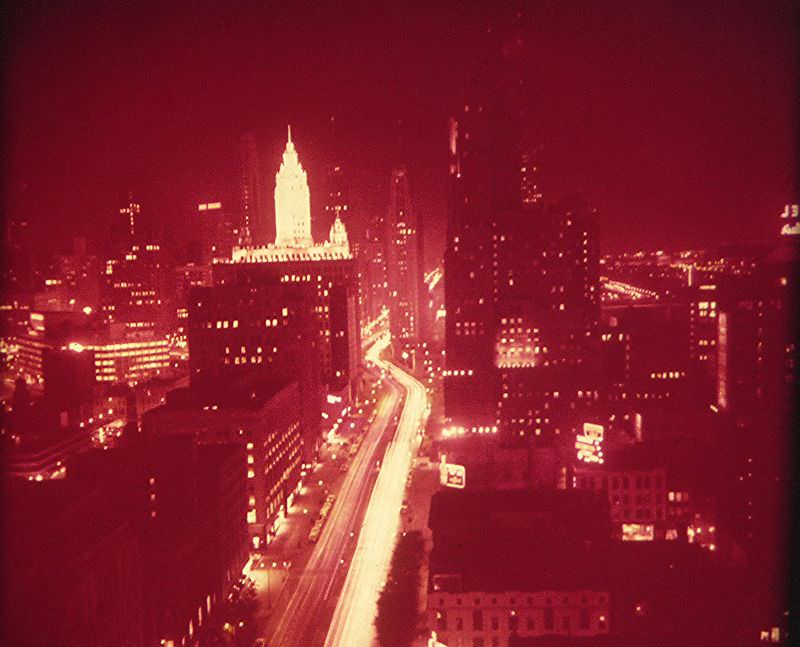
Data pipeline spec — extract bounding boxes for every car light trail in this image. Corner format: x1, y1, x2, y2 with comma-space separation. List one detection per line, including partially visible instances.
325, 334, 429, 647
266, 337, 403, 647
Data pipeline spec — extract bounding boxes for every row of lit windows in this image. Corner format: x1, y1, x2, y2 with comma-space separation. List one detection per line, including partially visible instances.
95, 348, 169, 359
434, 608, 605, 635
443, 369, 474, 377
649, 371, 686, 380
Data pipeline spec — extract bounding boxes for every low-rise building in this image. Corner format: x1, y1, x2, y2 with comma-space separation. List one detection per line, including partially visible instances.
143, 379, 303, 550
426, 490, 612, 647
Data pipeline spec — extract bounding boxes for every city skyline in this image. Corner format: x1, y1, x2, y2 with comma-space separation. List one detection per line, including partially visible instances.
1, 2, 797, 647
3, 1, 797, 257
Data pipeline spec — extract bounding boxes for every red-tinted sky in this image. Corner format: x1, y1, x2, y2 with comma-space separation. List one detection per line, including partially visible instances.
3, 0, 797, 257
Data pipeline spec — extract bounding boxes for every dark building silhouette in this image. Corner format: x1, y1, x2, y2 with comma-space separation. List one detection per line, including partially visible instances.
143, 380, 304, 550
444, 97, 600, 442
712, 238, 796, 638
101, 241, 173, 339
211, 257, 360, 394
196, 199, 239, 265
365, 206, 389, 324
68, 435, 248, 646
386, 167, 422, 344
2, 478, 146, 646
186, 280, 322, 459
239, 132, 270, 246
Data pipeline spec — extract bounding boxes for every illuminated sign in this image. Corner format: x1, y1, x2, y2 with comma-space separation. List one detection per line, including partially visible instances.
575, 423, 604, 464
716, 312, 728, 410
198, 202, 222, 211
439, 458, 466, 489
621, 523, 655, 541
780, 203, 799, 236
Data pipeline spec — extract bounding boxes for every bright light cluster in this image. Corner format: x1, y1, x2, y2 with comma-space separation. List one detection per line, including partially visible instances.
441, 425, 498, 438
575, 422, 604, 464
601, 279, 660, 303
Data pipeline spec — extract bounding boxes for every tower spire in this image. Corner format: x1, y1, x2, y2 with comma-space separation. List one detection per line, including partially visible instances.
275, 125, 312, 248
287, 124, 292, 144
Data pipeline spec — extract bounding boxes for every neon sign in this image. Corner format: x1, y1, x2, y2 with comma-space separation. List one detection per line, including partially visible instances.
780, 204, 799, 236
439, 456, 466, 488
575, 422, 604, 464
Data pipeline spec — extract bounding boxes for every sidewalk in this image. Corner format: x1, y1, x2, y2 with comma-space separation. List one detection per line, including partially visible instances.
248, 388, 385, 640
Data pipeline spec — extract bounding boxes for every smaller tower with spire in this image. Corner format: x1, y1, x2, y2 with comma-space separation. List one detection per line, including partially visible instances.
329, 214, 350, 254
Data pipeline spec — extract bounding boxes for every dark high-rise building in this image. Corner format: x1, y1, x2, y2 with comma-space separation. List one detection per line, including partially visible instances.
212, 258, 359, 392
715, 260, 794, 593
444, 13, 601, 442
196, 199, 238, 265
324, 164, 349, 232
443, 102, 514, 430
239, 132, 270, 246
386, 168, 422, 343
104, 193, 141, 259
324, 163, 370, 331
187, 281, 317, 386
120, 196, 139, 242
365, 209, 389, 324
69, 435, 248, 646
494, 197, 601, 442
710, 210, 796, 638
33, 237, 100, 313
520, 145, 543, 206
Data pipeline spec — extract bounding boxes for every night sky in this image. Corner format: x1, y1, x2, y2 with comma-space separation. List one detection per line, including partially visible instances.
3, 0, 797, 258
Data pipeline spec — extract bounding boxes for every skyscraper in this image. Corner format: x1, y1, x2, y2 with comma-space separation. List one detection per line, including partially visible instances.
239, 132, 270, 246
443, 11, 600, 442
386, 168, 422, 343
444, 98, 520, 431
108, 193, 140, 258
101, 197, 173, 340
101, 241, 172, 339
219, 128, 360, 394
324, 164, 349, 232
196, 199, 238, 264
119, 195, 139, 243
494, 196, 601, 442
274, 126, 314, 248
365, 209, 389, 324
520, 145, 543, 205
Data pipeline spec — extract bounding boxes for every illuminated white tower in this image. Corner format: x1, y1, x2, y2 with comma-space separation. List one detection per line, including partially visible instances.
274, 125, 313, 248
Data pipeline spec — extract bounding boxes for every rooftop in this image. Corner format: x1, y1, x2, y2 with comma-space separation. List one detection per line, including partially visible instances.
428, 489, 612, 592
157, 378, 296, 412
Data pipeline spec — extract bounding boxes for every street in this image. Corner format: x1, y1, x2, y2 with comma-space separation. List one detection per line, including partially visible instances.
325, 337, 430, 647
258, 343, 404, 647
